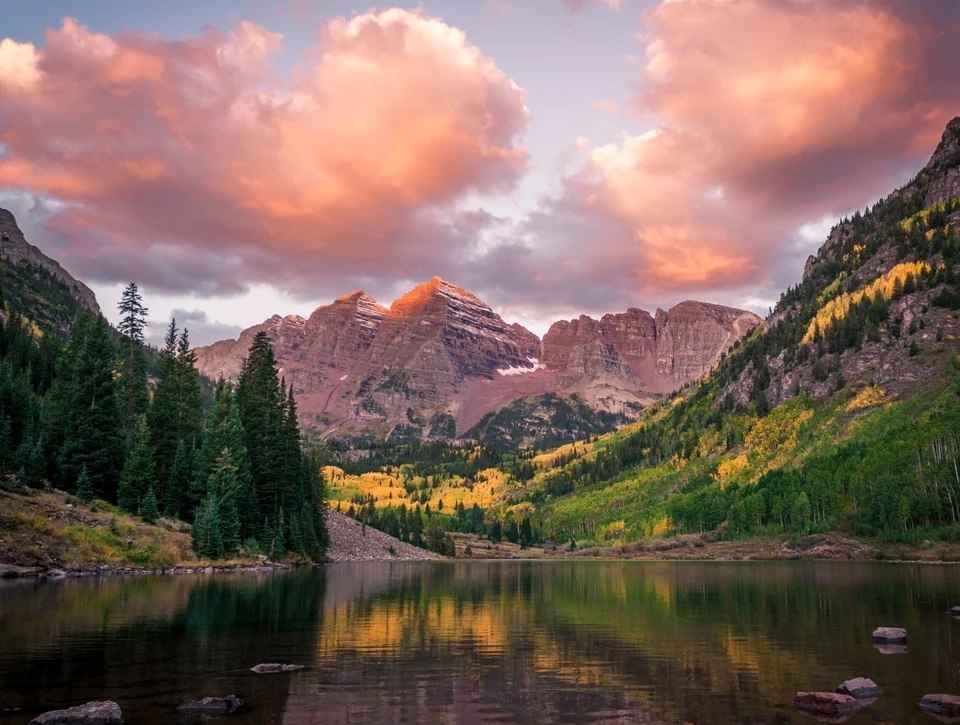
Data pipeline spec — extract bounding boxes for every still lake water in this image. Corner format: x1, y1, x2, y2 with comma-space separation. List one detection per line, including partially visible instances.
0, 561, 959, 724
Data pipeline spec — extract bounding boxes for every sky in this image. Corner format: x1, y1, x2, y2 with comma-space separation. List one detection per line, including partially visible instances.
1, 0, 959, 344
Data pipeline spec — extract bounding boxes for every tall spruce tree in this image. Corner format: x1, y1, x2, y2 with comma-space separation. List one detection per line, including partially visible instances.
116, 282, 149, 440
52, 314, 124, 499
192, 379, 253, 531
235, 332, 326, 557
118, 416, 155, 514
236, 331, 284, 530
148, 320, 203, 504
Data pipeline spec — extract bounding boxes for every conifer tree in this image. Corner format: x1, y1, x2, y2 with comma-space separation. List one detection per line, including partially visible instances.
149, 320, 203, 502
75, 465, 94, 502
118, 416, 155, 514
141, 485, 159, 523
236, 332, 284, 526
192, 494, 224, 558
164, 439, 194, 518
53, 314, 124, 499
205, 449, 242, 554
116, 282, 149, 439
148, 320, 181, 483
192, 380, 252, 528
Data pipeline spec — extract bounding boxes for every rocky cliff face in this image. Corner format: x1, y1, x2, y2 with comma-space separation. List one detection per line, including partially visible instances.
196, 277, 760, 446
721, 115, 960, 411
0, 208, 100, 329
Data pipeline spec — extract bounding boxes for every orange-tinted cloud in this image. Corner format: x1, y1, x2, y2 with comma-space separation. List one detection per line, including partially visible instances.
532, 0, 960, 300
0, 10, 528, 294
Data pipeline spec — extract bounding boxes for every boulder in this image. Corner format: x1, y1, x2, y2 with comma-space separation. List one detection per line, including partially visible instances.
250, 663, 304, 674
871, 626, 906, 643
176, 695, 243, 716
920, 694, 960, 719
29, 701, 122, 724
793, 692, 862, 717
836, 677, 883, 699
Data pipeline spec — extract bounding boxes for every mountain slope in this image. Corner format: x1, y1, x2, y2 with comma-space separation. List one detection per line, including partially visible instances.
488, 116, 960, 546
195, 278, 760, 448
0, 209, 100, 332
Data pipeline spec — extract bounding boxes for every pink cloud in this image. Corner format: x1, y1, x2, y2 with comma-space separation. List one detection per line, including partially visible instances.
0, 11, 529, 294
536, 0, 960, 297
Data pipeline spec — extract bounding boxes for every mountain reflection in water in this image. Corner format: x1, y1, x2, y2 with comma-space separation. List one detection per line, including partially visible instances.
1, 561, 958, 723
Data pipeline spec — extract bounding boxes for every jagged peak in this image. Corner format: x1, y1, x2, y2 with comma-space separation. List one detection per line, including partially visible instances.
334, 289, 380, 306
925, 116, 960, 173
390, 276, 484, 313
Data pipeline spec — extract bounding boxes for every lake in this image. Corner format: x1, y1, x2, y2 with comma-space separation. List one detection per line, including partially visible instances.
1, 561, 958, 723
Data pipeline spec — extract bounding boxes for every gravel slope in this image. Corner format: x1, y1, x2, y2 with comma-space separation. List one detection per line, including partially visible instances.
324, 509, 443, 562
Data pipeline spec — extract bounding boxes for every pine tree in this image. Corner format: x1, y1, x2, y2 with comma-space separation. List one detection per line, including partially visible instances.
206, 449, 242, 554
192, 494, 224, 559
148, 320, 203, 496
192, 380, 253, 530
53, 314, 124, 499
236, 332, 284, 530
164, 439, 193, 518
118, 416, 155, 514
116, 282, 149, 440
141, 485, 159, 523
75, 465, 94, 502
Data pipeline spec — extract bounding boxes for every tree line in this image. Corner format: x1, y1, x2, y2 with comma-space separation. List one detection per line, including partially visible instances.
0, 283, 327, 559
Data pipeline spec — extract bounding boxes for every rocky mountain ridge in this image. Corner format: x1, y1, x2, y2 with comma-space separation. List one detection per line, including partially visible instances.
719, 116, 960, 410
0, 209, 100, 331
195, 277, 760, 447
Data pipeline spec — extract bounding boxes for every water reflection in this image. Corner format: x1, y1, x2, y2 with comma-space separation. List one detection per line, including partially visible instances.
1, 561, 958, 723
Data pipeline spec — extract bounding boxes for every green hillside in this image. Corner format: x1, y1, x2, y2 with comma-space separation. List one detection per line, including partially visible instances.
329, 118, 960, 554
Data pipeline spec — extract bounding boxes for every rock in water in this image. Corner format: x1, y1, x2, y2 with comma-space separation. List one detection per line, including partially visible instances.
30, 701, 122, 724
250, 663, 304, 674
176, 695, 243, 715
836, 677, 883, 700
920, 694, 960, 719
793, 692, 862, 717
871, 626, 906, 643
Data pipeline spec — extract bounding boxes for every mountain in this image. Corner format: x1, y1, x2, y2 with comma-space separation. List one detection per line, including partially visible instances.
485, 115, 960, 547
0, 208, 100, 332
195, 277, 760, 447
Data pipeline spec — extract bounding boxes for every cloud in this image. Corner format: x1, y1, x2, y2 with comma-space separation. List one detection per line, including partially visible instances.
0, 11, 528, 297
563, 0, 622, 12
146, 308, 244, 347
494, 0, 960, 314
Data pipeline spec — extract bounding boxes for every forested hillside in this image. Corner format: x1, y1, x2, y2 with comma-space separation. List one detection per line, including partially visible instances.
332, 117, 960, 552
1, 278, 328, 561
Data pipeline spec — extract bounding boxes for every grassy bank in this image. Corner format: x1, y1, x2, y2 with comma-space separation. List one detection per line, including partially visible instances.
0, 485, 271, 572
451, 530, 960, 562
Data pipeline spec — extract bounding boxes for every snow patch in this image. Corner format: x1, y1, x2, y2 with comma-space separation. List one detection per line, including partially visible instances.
496, 357, 545, 376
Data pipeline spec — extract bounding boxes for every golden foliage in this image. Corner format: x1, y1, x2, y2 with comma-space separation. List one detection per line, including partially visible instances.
713, 453, 748, 486
802, 261, 931, 343
595, 519, 626, 543
744, 402, 813, 461
844, 385, 887, 412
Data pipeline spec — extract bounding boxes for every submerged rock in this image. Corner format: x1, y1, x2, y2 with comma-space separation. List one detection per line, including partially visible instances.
176, 695, 243, 716
29, 701, 122, 724
920, 694, 960, 720
793, 692, 862, 717
836, 677, 883, 699
873, 643, 908, 655
871, 626, 907, 643
250, 663, 304, 674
